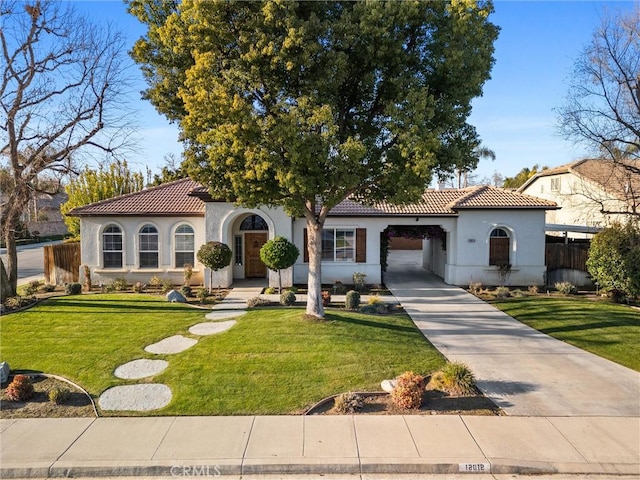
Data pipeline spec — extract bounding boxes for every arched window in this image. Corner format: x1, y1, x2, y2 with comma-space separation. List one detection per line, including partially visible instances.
102, 225, 123, 268
489, 228, 510, 266
174, 224, 194, 268
239, 214, 268, 230
139, 224, 159, 268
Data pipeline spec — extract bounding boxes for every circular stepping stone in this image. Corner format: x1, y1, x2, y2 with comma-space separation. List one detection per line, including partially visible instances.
145, 335, 197, 354
114, 359, 169, 379
205, 310, 246, 321
99, 384, 172, 411
189, 320, 237, 336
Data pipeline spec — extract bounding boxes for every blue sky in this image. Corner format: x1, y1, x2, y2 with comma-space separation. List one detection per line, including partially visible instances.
74, 0, 635, 182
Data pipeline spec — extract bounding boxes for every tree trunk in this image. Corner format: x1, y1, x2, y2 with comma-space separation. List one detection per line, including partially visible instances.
305, 219, 325, 318
2, 216, 19, 298
0, 257, 12, 303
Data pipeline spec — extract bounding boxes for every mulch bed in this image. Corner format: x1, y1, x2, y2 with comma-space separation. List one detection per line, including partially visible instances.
0, 376, 96, 419
307, 389, 504, 416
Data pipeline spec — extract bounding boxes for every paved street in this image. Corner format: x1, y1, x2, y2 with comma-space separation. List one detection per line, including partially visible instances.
0, 240, 61, 284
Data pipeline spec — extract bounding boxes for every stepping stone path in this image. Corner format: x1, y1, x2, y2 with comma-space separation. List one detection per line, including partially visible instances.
114, 359, 169, 380
98, 287, 261, 412
189, 320, 236, 336
144, 335, 198, 355
99, 384, 172, 411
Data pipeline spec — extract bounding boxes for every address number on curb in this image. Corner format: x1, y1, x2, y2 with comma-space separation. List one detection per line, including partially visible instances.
458, 463, 490, 473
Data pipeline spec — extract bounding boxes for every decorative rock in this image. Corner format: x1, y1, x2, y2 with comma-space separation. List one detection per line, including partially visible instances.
205, 310, 246, 321
381, 379, 397, 393
114, 359, 169, 380
145, 335, 197, 354
99, 384, 172, 411
189, 320, 237, 336
166, 290, 187, 303
0, 362, 10, 383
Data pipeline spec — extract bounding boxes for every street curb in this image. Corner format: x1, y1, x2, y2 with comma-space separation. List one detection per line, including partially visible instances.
2, 459, 639, 477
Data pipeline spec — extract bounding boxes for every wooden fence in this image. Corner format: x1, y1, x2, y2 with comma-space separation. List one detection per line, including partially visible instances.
545, 243, 589, 272
44, 242, 81, 285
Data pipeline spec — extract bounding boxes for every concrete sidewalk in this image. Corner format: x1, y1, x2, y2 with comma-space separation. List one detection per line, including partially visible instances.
384, 252, 640, 417
1, 415, 638, 477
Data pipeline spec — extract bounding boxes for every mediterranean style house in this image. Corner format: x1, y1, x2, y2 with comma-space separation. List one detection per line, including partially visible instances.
70, 178, 558, 289
519, 158, 640, 239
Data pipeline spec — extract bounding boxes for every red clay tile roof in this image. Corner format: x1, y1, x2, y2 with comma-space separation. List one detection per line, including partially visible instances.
69, 178, 205, 216
329, 186, 556, 216
71, 179, 556, 217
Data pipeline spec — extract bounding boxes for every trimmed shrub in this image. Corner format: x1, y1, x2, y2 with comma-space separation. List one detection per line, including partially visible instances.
359, 304, 378, 314
132, 282, 145, 293
555, 281, 578, 295
469, 281, 483, 295
196, 288, 209, 303
48, 386, 71, 404
5, 375, 35, 402
280, 291, 296, 306
429, 362, 476, 396
113, 277, 128, 291
322, 290, 331, 307
286, 286, 299, 293
333, 392, 364, 414
24, 280, 41, 296
391, 371, 425, 410
180, 285, 193, 297
264, 287, 276, 294
247, 296, 271, 308
332, 281, 347, 295
64, 283, 82, 295
4, 296, 33, 309
160, 278, 174, 294
345, 290, 361, 310
149, 276, 162, 290
353, 272, 367, 292
528, 285, 539, 295
495, 286, 511, 298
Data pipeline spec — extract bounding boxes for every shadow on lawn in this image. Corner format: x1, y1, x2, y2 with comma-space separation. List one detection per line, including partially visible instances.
330, 313, 420, 334
37, 298, 202, 313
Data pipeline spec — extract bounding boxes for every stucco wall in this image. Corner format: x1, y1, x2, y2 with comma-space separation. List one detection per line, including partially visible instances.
79, 216, 206, 286
448, 209, 547, 286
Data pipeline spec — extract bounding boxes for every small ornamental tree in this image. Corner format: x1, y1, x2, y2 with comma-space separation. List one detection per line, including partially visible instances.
586, 221, 640, 301
260, 236, 300, 293
196, 241, 232, 293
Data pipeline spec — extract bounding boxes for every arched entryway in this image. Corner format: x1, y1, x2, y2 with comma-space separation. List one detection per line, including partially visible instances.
235, 214, 269, 279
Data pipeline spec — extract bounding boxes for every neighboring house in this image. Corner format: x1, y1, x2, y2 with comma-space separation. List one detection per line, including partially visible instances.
519, 158, 640, 239
24, 191, 69, 237
70, 178, 557, 288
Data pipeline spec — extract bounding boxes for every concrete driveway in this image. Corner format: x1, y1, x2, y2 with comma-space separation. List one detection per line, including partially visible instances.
385, 251, 640, 416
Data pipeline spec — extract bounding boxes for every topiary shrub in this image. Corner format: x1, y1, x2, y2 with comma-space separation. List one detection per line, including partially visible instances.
333, 392, 364, 414
391, 371, 424, 410
247, 296, 271, 308
264, 287, 276, 294
353, 272, 367, 292
48, 386, 71, 404
345, 290, 361, 310
280, 291, 296, 306
429, 362, 476, 396
64, 282, 82, 295
322, 290, 331, 307
555, 281, 578, 295
5, 375, 35, 402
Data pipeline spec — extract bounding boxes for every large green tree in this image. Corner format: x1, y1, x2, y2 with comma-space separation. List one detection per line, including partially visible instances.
61, 160, 145, 238
128, 0, 498, 317
587, 221, 640, 301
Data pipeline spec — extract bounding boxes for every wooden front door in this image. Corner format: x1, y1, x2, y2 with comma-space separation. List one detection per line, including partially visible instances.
244, 232, 268, 278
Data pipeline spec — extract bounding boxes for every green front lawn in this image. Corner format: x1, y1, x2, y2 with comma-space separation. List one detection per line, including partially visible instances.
491, 296, 640, 371
0, 294, 444, 415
